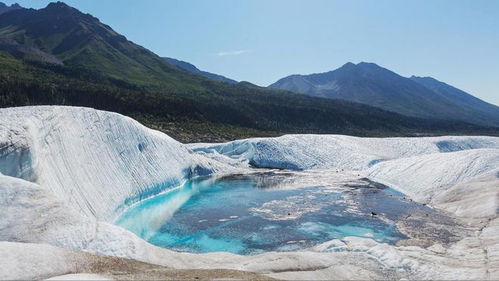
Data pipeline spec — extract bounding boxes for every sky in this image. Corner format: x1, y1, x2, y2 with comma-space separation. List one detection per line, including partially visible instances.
4, 0, 499, 105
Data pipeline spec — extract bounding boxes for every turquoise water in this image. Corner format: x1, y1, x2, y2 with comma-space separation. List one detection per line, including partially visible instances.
116, 173, 417, 255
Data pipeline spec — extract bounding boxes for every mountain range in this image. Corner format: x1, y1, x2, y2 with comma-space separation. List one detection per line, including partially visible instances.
0, 2, 21, 14
164, 57, 237, 84
269, 62, 499, 127
0, 1, 497, 142
409, 75, 499, 125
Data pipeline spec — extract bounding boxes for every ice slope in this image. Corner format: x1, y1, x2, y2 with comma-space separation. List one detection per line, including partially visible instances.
0, 242, 85, 280
367, 149, 499, 202
190, 134, 499, 170
431, 169, 499, 217
0, 106, 232, 221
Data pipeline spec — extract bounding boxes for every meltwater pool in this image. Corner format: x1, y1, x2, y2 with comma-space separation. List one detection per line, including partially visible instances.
116, 172, 423, 255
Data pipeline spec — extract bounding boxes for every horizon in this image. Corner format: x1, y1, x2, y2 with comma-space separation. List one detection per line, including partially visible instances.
2, 0, 499, 106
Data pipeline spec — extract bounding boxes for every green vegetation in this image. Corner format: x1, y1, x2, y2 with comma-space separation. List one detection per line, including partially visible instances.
0, 2, 497, 142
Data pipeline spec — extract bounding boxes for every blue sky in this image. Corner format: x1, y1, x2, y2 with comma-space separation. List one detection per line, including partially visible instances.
4, 0, 499, 105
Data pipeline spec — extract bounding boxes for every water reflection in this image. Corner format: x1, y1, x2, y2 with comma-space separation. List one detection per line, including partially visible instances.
116, 171, 425, 255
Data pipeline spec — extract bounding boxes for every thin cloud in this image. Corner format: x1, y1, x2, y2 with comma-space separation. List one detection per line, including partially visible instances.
216, 50, 249, 56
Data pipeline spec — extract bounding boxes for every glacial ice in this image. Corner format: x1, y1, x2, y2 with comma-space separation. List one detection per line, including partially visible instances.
0, 106, 232, 221
1, 106, 498, 280
190, 134, 499, 171
192, 134, 499, 208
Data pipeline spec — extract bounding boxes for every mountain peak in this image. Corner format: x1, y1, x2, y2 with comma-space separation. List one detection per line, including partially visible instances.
338, 62, 383, 71
357, 61, 379, 67
0, 1, 23, 14
43, 1, 82, 16
46, 1, 71, 9
411, 75, 436, 81
269, 62, 499, 127
0, 0, 130, 65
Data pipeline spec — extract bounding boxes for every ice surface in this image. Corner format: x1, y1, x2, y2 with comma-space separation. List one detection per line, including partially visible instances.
190, 134, 499, 171
367, 148, 499, 202
1, 106, 498, 280
45, 274, 114, 280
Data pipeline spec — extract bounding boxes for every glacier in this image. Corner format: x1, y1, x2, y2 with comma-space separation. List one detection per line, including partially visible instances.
190, 135, 499, 210
0, 106, 231, 221
1, 106, 498, 280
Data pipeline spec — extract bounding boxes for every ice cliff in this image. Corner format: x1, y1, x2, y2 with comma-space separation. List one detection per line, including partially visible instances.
0, 106, 229, 221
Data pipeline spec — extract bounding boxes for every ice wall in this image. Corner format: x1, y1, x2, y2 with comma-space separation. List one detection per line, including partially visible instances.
0, 107, 229, 221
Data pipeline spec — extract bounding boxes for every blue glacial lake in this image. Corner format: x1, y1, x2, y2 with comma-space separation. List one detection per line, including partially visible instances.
116, 172, 423, 255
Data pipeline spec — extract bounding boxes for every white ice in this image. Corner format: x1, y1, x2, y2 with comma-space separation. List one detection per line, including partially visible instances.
1, 106, 498, 280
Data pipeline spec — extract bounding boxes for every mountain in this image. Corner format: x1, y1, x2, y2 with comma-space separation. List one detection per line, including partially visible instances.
0, 1, 210, 90
164, 57, 237, 84
410, 76, 499, 126
0, 2, 497, 142
269, 62, 499, 127
0, 36, 63, 65
0, 2, 21, 14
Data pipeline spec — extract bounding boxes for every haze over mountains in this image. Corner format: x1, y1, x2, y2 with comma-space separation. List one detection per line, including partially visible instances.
0, 1, 497, 142
270, 62, 499, 127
